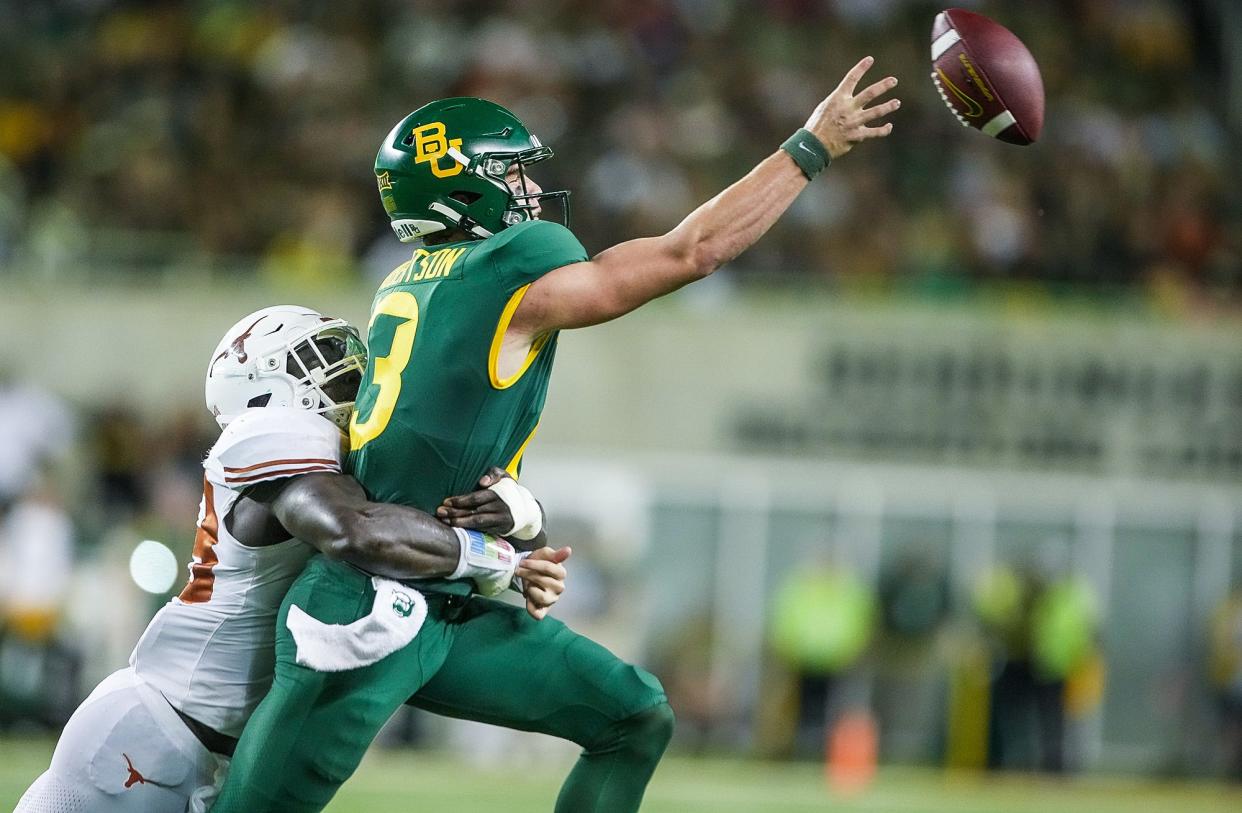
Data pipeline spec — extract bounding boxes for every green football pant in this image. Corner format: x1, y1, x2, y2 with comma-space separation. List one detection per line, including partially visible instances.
211, 556, 673, 813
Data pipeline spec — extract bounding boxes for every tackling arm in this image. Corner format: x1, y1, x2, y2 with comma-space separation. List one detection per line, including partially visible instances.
250, 472, 461, 580
512, 56, 899, 334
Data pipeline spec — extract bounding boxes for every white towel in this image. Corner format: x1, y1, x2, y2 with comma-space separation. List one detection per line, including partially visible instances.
187, 756, 230, 813
285, 577, 427, 672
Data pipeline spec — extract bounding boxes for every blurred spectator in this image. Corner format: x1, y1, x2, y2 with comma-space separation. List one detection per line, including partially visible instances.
0, 374, 79, 728
0, 485, 74, 643
88, 404, 149, 520
155, 407, 218, 480
872, 551, 952, 763
0, 0, 1234, 303
974, 563, 1099, 773
768, 563, 876, 757
879, 551, 950, 641
0, 372, 73, 512
0, 481, 80, 729
1210, 588, 1242, 780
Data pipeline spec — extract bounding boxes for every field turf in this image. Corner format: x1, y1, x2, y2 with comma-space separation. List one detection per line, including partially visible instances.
2, 737, 1239, 812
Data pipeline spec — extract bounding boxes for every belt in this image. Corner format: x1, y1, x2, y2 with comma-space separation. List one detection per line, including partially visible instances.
173, 705, 239, 757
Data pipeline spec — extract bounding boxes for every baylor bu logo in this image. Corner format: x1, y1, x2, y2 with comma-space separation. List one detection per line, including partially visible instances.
412, 122, 464, 178
392, 591, 415, 618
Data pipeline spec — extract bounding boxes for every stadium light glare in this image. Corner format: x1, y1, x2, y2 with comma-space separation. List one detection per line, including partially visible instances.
129, 539, 179, 595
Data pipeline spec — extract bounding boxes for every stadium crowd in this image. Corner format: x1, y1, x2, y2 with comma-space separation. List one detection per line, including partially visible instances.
0, 0, 1235, 304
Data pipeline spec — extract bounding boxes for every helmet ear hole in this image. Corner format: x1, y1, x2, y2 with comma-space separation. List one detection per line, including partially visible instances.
246, 393, 272, 408
450, 191, 481, 204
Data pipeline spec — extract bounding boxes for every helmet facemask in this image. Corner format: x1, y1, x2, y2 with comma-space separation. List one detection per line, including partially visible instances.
283, 325, 367, 429
469, 147, 571, 230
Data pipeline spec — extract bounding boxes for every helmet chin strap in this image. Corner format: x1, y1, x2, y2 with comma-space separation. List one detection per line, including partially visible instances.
428, 202, 493, 238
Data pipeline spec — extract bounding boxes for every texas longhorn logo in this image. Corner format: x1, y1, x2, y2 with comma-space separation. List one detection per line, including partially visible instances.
122, 753, 174, 789
208, 315, 264, 376
412, 122, 464, 178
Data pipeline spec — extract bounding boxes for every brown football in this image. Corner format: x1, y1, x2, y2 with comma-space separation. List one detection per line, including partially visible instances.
930, 8, 1044, 145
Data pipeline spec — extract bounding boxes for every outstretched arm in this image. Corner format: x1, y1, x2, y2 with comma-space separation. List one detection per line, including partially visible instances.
248, 472, 461, 580
512, 56, 899, 333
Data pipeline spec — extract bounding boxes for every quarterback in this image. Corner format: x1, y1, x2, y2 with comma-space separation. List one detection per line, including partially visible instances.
16, 306, 566, 812
213, 56, 898, 812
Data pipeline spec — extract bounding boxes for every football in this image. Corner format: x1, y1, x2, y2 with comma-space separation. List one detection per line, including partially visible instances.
930, 8, 1044, 145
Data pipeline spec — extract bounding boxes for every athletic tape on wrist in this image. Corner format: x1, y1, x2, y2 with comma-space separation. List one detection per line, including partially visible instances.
781, 128, 831, 180
450, 528, 520, 597
450, 528, 515, 578
487, 477, 543, 541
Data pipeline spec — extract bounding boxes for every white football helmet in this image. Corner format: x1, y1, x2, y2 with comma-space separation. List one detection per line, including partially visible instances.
205, 305, 366, 429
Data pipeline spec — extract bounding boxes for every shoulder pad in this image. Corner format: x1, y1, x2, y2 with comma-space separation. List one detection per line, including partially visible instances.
485, 221, 588, 291
206, 408, 345, 490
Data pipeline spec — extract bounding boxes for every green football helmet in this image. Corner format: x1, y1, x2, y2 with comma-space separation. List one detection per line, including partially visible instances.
374, 97, 570, 242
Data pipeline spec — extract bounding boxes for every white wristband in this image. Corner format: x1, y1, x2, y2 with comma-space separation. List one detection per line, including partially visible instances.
450, 528, 518, 597
487, 477, 543, 541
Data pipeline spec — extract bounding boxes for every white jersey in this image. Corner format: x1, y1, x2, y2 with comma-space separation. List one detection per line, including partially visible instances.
130, 407, 345, 738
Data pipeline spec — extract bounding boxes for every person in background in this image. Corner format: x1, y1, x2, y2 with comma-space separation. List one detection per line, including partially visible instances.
0, 370, 74, 516
88, 405, 150, 521
1209, 587, 1242, 780
974, 563, 1099, 773
768, 563, 877, 757
0, 476, 79, 730
0, 372, 78, 729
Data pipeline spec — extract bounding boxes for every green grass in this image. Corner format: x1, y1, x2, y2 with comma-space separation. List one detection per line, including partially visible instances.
2, 737, 1240, 812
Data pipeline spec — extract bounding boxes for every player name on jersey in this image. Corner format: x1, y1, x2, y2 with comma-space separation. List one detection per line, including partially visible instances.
379, 246, 468, 288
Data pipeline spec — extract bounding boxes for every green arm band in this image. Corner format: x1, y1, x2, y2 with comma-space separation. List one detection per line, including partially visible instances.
780, 128, 832, 181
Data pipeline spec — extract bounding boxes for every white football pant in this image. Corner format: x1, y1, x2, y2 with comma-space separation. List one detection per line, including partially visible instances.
15, 667, 226, 812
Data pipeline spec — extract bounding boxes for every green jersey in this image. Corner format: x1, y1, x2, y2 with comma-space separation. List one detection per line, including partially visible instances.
348, 219, 586, 524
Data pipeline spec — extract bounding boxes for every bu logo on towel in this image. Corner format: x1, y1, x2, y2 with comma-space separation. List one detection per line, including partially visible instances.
392, 591, 415, 618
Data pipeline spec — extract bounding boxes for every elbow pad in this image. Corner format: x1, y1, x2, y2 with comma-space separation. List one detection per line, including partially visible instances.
487, 478, 544, 541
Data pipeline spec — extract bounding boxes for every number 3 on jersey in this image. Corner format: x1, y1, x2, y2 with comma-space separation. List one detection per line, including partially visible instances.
350, 291, 419, 451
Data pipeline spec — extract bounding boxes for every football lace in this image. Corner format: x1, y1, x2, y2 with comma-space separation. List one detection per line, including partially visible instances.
931, 72, 971, 128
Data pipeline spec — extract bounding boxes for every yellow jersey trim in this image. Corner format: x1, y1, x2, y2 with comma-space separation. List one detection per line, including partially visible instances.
488, 284, 550, 389
506, 422, 540, 477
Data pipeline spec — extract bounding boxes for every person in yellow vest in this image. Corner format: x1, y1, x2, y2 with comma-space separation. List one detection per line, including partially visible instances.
974, 564, 1098, 773
1209, 589, 1242, 779
769, 564, 877, 757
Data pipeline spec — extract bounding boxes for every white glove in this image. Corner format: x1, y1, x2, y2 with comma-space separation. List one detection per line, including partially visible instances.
487, 477, 544, 541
